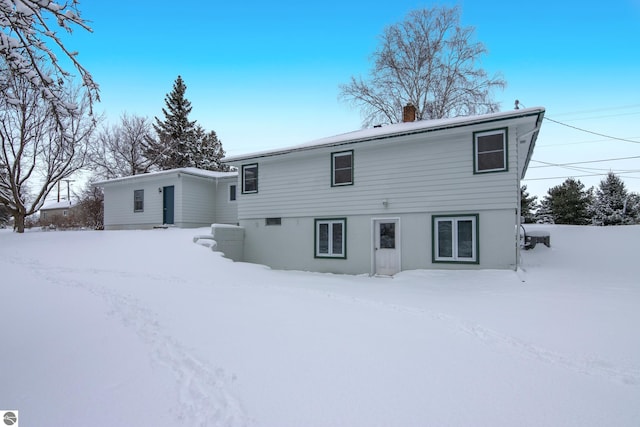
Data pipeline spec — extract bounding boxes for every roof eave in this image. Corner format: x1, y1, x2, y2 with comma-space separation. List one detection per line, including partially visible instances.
223, 107, 546, 164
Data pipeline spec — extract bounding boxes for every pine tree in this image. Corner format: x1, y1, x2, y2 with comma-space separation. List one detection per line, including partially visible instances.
592, 172, 637, 225
520, 185, 538, 223
145, 76, 228, 171
542, 178, 592, 225
145, 76, 197, 169
189, 126, 230, 171
534, 198, 554, 224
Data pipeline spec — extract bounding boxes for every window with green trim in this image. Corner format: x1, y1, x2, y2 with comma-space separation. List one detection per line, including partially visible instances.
332, 151, 353, 186
474, 129, 507, 173
242, 164, 258, 194
433, 215, 478, 263
315, 218, 346, 258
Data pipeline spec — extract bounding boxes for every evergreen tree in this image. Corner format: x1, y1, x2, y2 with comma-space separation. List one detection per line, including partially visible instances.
534, 198, 554, 224
542, 178, 592, 225
189, 126, 230, 171
592, 172, 637, 225
145, 76, 228, 171
520, 185, 538, 223
145, 75, 197, 169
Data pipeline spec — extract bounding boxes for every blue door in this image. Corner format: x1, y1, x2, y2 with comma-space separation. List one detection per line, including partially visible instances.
163, 186, 174, 224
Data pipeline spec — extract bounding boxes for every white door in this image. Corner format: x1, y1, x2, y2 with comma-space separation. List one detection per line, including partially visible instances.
374, 219, 400, 276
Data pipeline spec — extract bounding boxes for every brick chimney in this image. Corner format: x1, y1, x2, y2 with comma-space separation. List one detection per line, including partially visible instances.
402, 103, 416, 122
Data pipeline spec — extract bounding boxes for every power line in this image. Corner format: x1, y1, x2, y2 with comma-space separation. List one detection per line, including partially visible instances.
544, 116, 640, 144
529, 155, 640, 168
549, 104, 640, 118
524, 171, 640, 182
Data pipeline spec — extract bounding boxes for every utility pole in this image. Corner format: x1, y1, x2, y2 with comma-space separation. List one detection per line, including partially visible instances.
62, 179, 75, 204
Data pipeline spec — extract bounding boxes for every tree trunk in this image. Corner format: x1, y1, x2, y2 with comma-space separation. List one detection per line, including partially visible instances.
14, 211, 25, 233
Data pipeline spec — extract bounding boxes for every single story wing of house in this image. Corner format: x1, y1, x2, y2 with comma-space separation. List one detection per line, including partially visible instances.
93, 168, 238, 230
221, 106, 545, 275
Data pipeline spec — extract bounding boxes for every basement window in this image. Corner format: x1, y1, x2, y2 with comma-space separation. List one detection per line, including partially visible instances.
265, 217, 282, 226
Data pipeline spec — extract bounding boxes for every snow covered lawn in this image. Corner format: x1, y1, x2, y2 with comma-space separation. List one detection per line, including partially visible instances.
1, 225, 639, 426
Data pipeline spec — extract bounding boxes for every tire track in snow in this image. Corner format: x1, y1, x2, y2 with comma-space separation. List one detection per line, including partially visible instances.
6, 256, 249, 427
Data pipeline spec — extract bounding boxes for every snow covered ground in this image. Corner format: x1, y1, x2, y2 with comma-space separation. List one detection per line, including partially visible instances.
1, 225, 639, 426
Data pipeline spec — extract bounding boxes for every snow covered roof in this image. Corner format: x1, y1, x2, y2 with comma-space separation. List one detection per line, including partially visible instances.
41, 200, 76, 210
223, 107, 545, 163
92, 168, 237, 187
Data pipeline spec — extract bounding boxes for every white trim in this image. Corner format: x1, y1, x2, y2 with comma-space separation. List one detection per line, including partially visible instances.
474, 129, 507, 173
332, 151, 353, 186
242, 164, 258, 194
434, 215, 477, 262
315, 218, 346, 258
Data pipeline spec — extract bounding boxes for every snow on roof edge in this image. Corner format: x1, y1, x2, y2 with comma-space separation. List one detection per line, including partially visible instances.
41, 200, 76, 210
224, 107, 545, 163
93, 167, 237, 186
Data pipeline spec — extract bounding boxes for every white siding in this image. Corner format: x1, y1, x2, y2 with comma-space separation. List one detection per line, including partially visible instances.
236, 122, 520, 221
239, 209, 517, 275
102, 170, 238, 230
177, 174, 216, 227
227, 113, 541, 273
103, 176, 173, 229
214, 177, 239, 225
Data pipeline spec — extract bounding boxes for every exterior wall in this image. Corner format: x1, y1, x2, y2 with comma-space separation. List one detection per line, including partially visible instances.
239, 209, 516, 275
103, 175, 175, 230
40, 207, 75, 225
232, 116, 533, 273
177, 174, 216, 228
214, 177, 239, 225
102, 171, 239, 230
236, 122, 521, 221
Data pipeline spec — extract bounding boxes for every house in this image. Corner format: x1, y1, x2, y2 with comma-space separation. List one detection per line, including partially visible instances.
40, 200, 78, 227
94, 168, 238, 230
222, 106, 545, 275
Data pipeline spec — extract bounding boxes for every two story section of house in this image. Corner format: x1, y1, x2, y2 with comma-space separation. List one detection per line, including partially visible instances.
223, 107, 544, 275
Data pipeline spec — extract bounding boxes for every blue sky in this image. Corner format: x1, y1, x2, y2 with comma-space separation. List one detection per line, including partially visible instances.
63, 1, 640, 197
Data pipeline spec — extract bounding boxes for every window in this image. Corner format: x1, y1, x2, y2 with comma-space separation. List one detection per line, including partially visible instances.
63, 210, 68, 217
242, 164, 258, 193
134, 189, 144, 212
229, 184, 237, 201
433, 215, 478, 263
315, 218, 346, 258
474, 129, 507, 173
265, 217, 282, 226
332, 151, 353, 186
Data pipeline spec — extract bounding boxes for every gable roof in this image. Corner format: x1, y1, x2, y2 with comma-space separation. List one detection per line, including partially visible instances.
223, 107, 545, 168
92, 167, 237, 187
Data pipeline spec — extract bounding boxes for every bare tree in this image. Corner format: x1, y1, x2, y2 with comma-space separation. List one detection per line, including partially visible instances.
340, 6, 506, 126
0, 67, 96, 232
75, 181, 103, 229
89, 113, 154, 179
0, 0, 99, 119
